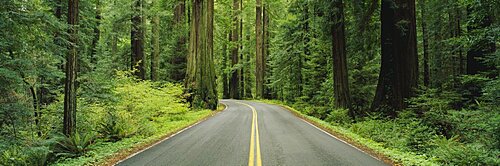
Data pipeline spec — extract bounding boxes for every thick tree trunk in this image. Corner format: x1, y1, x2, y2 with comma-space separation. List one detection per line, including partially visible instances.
222, 33, 230, 99
420, 0, 430, 87
185, 0, 218, 109
230, 0, 240, 99
244, 30, 253, 98
64, 0, 79, 136
372, 0, 418, 116
255, 0, 264, 98
331, 0, 353, 117
263, 6, 270, 98
131, 0, 145, 80
151, 14, 160, 81
171, 0, 187, 82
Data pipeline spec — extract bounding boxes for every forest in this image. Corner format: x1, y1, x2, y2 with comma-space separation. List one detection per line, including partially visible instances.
0, 0, 499, 165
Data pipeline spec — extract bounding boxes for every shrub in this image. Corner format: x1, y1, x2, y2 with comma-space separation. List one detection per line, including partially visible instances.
99, 111, 137, 142
52, 132, 96, 159
430, 136, 499, 165
325, 108, 351, 125
0, 146, 49, 166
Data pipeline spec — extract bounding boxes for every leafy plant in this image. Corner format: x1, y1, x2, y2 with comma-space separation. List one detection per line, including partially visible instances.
100, 111, 137, 142
52, 132, 96, 159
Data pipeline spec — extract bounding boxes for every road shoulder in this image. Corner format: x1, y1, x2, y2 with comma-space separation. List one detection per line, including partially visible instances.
251, 100, 437, 166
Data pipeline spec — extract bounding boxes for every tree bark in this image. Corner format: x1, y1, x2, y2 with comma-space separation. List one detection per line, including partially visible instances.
171, 0, 187, 82
263, 5, 270, 98
372, 0, 419, 116
90, 0, 101, 65
331, 0, 353, 117
244, 29, 253, 98
185, 0, 218, 109
222, 33, 230, 99
64, 0, 79, 136
151, 9, 160, 81
239, 0, 244, 98
420, 0, 429, 87
230, 0, 240, 99
255, 0, 264, 98
131, 0, 145, 80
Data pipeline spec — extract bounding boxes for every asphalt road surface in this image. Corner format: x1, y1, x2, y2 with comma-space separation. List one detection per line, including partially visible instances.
116, 100, 387, 166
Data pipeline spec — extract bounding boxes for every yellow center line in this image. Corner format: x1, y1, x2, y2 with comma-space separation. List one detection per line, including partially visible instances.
255, 108, 262, 166
248, 107, 255, 166
236, 102, 262, 166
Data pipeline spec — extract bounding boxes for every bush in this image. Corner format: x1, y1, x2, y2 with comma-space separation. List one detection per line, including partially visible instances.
325, 108, 351, 125
52, 132, 96, 159
99, 111, 137, 142
430, 136, 499, 165
0, 146, 49, 166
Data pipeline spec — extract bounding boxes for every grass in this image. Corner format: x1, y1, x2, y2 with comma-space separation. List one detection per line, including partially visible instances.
253, 99, 439, 166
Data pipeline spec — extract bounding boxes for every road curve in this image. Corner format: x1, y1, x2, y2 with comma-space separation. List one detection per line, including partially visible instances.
116, 100, 387, 166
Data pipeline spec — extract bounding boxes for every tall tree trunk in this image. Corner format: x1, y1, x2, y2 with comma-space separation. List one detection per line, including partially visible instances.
131, 0, 145, 80
456, 8, 464, 75
151, 12, 160, 81
171, 0, 187, 82
255, 0, 264, 98
263, 5, 269, 98
372, 0, 418, 116
239, 0, 244, 98
245, 29, 253, 98
64, 0, 79, 136
420, 0, 430, 87
230, 0, 240, 99
222, 33, 230, 99
90, 0, 101, 65
331, 0, 353, 117
185, 0, 217, 109
55, 0, 64, 71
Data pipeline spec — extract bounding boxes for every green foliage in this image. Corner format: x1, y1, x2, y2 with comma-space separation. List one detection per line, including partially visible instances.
0, 146, 50, 166
430, 136, 499, 165
325, 108, 351, 125
53, 132, 96, 159
99, 112, 137, 142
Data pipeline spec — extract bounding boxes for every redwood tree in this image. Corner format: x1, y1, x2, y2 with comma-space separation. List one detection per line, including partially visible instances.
131, 0, 145, 79
230, 0, 240, 99
330, 0, 353, 117
185, 0, 218, 109
171, 0, 187, 82
255, 0, 264, 98
64, 0, 79, 136
372, 0, 419, 115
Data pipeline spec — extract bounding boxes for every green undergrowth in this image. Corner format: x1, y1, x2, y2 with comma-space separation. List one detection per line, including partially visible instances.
52, 72, 215, 166
0, 71, 214, 166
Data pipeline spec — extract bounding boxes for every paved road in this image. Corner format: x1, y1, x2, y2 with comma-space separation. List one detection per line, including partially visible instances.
116, 100, 387, 166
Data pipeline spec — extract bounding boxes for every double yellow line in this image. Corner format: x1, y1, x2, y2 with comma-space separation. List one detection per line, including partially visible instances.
236, 102, 262, 166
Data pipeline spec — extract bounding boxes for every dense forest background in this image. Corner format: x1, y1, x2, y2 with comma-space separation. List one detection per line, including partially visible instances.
1, 0, 499, 165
